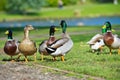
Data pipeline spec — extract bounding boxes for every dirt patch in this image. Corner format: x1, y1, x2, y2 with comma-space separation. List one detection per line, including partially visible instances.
0, 62, 105, 80
0, 62, 80, 80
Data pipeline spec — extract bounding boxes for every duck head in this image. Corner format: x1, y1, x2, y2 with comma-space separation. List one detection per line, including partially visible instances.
60, 20, 67, 33
24, 25, 34, 31
102, 21, 112, 34
49, 25, 58, 36
5, 29, 13, 40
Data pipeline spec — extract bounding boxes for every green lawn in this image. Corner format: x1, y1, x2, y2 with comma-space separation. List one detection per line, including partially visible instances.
0, 3, 120, 22
0, 25, 120, 80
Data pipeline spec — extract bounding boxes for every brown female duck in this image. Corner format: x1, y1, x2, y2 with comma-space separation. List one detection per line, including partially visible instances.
4, 29, 20, 61
103, 21, 120, 55
18, 25, 37, 62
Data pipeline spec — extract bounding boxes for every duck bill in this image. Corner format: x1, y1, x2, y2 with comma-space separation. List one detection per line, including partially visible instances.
5, 30, 9, 35
55, 28, 59, 31
102, 25, 106, 29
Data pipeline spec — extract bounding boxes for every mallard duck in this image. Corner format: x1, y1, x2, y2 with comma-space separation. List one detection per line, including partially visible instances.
39, 25, 58, 61
18, 25, 37, 62
103, 21, 120, 55
87, 23, 115, 53
4, 29, 20, 61
87, 23, 109, 52
42, 20, 73, 61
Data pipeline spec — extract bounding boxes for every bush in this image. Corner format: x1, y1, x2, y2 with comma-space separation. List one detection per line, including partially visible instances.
46, 0, 58, 7
44, 0, 79, 7
63, 0, 79, 5
0, 0, 7, 11
5, 0, 42, 14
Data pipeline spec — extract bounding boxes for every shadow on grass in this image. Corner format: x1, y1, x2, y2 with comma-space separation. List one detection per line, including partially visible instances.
2, 58, 35, 62
37, 57, 67, 62
6, 11, 40, 16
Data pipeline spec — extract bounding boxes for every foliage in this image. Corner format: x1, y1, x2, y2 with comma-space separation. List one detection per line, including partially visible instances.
5, 0, 42, 14
62, 0, 79, 5
46, 0, 58, 7
0, 0, 7, 11
43, 0, 79, 7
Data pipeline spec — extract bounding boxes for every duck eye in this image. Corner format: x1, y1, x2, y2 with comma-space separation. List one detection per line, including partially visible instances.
97, 40, 100, 42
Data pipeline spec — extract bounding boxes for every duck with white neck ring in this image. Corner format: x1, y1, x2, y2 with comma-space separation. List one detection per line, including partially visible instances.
18, 25, 37, 62
103, 21, 120, 55
4, 29, 21, 61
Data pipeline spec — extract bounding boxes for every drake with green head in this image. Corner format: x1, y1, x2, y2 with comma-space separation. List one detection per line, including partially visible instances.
4, 29, 20, 61
103, 21, 120, 55
45, 20, 73, 61
18, 25, 37, 62
39, 25, 58, 61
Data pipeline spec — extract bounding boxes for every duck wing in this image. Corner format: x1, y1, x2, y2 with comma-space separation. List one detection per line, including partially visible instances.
39, 40, 48, 52
50, 38, 69, 48
45, 38, 69, 54
87, 34, 103, 45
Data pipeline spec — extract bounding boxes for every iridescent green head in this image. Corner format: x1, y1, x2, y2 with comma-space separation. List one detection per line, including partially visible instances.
60, 20, 67, 33
102, 21, 112, 34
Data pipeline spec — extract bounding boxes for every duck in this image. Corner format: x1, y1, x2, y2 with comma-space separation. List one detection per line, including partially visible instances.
39, 25, 58, 61
18, 25, 37, 62
87, 23, 115, 53
103, 21, 120, 55
41, 20, 73, 61
4, 29, 21, 61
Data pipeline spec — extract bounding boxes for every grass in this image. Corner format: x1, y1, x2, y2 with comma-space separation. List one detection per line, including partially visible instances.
0, 3, 120, 22
0, 25, 120, 80
40, 3, 120, 18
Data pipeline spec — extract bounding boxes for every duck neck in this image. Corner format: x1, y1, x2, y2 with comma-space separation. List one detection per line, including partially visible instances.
62, 32, 70, 38
62, 23, 67, 34
49, 32, 54, 37
49, 28, 55, 40
49, 35, 55, 41
24, 30, 29, 39
62, 23, 70, 38
107, 30, 111, 32
7, 33, 13, 40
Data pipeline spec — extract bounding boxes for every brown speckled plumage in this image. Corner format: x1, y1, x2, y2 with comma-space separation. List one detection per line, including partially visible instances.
18, 25, 37, 62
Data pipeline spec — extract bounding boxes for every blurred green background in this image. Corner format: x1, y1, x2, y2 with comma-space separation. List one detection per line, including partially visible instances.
0, 0, 120, 22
